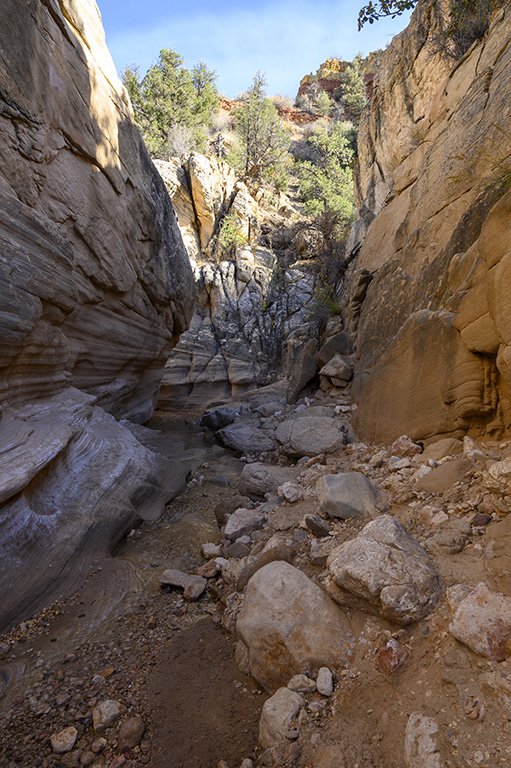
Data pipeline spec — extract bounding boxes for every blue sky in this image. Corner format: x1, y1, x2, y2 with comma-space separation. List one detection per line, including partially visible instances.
96, 0, 412, 98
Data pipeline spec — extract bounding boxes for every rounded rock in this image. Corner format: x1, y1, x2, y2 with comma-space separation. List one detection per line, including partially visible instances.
316, 667, 334, 696
50, 726, 78, 754
92, 700, 124, 732
118, 715, 146, 753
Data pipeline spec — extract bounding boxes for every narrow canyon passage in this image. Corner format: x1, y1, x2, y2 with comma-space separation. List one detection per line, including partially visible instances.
0, 406, 266, 767
4, 381, 511, 768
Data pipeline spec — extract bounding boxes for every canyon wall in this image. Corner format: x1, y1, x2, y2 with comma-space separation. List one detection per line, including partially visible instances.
0, 0, 194, 630
345, 1, 511, 444
157, 154, 318, 407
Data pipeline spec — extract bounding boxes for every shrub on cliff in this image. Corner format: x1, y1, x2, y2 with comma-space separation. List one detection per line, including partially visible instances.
217, 213, 247, 259
358, 0, 504, 58
296, 121, 356, 288
296, 121, 355, 224
121, 50, 218, 159
333, 55, 367, 126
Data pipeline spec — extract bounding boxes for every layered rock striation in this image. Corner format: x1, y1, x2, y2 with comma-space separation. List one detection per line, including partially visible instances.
0, 0, 194, 630
157, 154, 318, 407
345, 1, 511, 443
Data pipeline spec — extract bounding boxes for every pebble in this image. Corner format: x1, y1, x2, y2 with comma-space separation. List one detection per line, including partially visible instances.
117, 715, 146, 752
92, 699, 124, 732
316, 667, 334, 696
91, 737, 107, 753
62, 752, 81, 767
109, 757, 126, 768
278, 482, 303, 503
227, 541, 250, 559
202, 542, 223, 559
196, 559, 221, 578
287, 674, 316, 693
50, 725, 78, 754
304, 514, 332, 538
160, 569, 207, 601
472, 512, 491, 526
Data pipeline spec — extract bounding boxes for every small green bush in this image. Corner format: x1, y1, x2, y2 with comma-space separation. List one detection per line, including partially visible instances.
217, 214, 247, 258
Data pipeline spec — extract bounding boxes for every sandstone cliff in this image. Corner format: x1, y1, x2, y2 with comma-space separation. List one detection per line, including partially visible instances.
0, 0, 194, 630
297, 52, 382, 101
157, 154, 319, 407
345, 1, 511, 444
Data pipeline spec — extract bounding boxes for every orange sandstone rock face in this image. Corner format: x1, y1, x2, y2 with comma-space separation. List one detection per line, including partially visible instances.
346, 2, 511, 444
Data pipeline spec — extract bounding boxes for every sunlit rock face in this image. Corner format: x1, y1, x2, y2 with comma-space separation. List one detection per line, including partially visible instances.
0, 0, 194, 630
344, 1, 511, 443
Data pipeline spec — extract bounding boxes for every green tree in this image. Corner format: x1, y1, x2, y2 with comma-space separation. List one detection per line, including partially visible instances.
121, 49, 219, 159
121, 63, 144, 121
297, 121, 357, 291
316, 90, 331, 116
334, 56, 367, 126
357, 0, 416, 28
230, 73, 289, 182
191, 61, 219, 125
297, 121, 355, 223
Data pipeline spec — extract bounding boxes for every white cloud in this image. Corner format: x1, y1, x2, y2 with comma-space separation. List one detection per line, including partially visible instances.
104, 0, 411, 97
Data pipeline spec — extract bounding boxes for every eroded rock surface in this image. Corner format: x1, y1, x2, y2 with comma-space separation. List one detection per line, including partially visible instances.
0, 0, 194, 630
325, 515, 443, 625
346, 2, 511, 443
157, 154, 318, 407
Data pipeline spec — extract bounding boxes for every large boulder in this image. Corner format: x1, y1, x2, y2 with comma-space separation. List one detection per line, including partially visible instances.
316, 473, 379, 519
237, 561, 354, 693
0, 0, 194, 631
319, 355, 353, 388
224, 508, 267, 541
415, 458, 473, 493
317, 332, 354, 367
240, 463, 297, 497
276, 416, 346, 458
286, 338, 318, 403
217, 421, 276, 454
325, 516, 443, 625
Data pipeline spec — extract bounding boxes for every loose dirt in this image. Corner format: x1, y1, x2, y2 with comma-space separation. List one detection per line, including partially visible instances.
149, 618, 262, 768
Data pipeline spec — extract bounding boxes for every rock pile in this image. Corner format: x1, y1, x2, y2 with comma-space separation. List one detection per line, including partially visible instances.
188, 384, 511, 767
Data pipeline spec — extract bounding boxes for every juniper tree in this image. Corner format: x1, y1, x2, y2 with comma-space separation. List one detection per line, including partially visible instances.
230, 73, 289, 182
